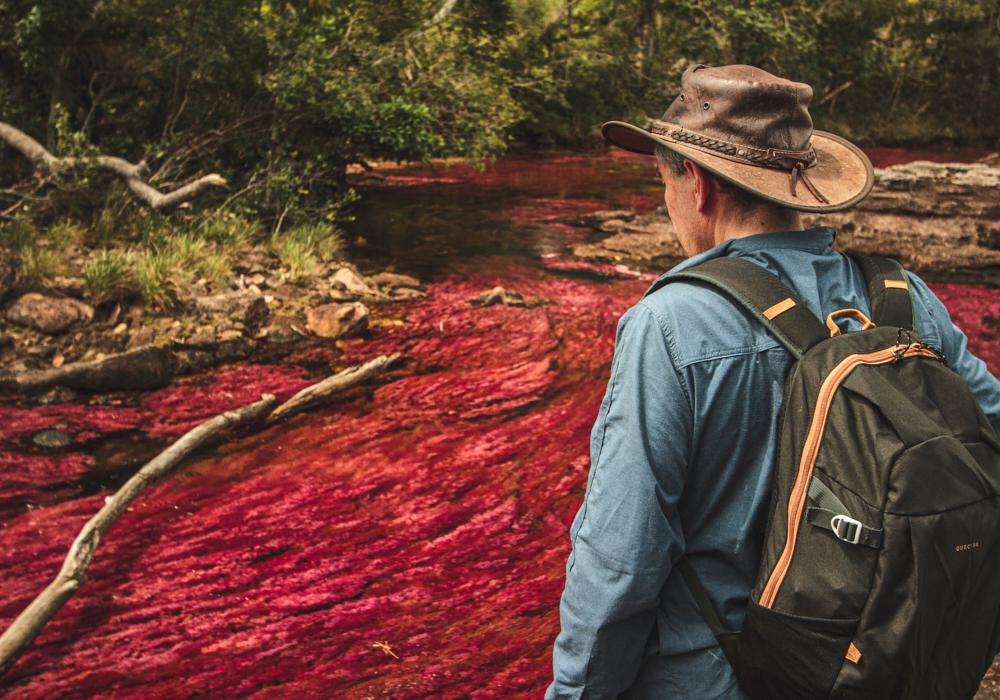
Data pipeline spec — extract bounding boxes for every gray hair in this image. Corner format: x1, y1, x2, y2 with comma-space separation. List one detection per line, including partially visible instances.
654, 142, 764, 211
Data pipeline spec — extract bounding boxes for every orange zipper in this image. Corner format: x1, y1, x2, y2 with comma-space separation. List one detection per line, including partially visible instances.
758, 344, 940, 609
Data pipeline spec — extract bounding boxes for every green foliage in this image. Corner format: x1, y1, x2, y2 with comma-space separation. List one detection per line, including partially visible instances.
83, 249, 136, 302
134, 247, 192, 309
18, 246, 68, 287
269, 221, 345, 283
200, 216, 261, 255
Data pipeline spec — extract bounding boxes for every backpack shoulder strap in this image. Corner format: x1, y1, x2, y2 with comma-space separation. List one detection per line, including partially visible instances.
849, 253, 916, 331
645, 257, 829, 358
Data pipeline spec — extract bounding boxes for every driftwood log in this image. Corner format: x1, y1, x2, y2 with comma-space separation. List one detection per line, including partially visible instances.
0, 393, 277, 677
0, 121, 225, 212
267, 352, 400, 424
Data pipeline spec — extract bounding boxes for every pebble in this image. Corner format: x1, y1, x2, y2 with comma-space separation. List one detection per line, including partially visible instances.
32, 429, 72, 448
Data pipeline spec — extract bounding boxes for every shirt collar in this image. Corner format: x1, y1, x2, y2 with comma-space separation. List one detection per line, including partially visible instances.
666, 227, 837, 275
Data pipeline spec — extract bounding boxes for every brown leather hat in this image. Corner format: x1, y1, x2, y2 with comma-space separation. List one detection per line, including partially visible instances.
602, 64, 874, 213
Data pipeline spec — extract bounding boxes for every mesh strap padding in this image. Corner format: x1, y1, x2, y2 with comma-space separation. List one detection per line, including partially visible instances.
645, 257, 829, 358
850, 253, 916, 331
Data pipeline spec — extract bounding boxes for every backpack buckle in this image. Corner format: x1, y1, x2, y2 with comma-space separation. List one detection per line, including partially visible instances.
831, 514, 862, 545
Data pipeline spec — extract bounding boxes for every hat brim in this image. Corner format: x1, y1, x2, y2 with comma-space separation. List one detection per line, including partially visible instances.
601, 121, 874, 214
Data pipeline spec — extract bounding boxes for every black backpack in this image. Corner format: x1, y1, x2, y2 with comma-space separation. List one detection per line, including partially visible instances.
653, 254, 1000, 700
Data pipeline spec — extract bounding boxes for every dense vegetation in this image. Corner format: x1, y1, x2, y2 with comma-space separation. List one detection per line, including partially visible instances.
0, 0, 998, 304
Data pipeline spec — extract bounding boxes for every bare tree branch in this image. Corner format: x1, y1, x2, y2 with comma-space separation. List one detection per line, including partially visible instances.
0, 121, 226, 212
409, 0, 459, 40
267, 353, 401, 424
0, 393, 278, 678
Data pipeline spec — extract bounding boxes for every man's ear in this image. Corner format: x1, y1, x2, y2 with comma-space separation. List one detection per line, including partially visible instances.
685, 160, 715, 213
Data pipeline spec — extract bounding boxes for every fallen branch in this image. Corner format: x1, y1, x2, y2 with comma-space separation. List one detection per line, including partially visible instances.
409, 0, 459, 39
0, 393, 277, 677
0, 121, 226, 212
267, 353, 400, 424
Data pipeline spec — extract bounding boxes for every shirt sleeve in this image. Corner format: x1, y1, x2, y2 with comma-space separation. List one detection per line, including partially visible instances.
547, 303, 693, 700
907, 273, 1000, 436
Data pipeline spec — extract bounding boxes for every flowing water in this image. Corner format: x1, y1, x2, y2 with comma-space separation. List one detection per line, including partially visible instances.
1, 149, 998, 699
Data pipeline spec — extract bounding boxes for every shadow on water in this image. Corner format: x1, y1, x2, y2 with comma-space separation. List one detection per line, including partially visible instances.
77, 431, 171, 496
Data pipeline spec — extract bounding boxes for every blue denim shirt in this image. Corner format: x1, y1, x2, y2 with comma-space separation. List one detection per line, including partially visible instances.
547, 228, 1000, 700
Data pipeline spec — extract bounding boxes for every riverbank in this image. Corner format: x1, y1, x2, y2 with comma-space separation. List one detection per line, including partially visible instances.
3, 150, 1000, 698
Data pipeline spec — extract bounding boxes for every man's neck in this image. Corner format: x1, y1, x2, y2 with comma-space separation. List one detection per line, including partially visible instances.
711, 206, 804, 248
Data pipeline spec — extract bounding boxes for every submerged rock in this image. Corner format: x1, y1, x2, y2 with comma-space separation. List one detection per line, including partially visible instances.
306, 302, 369, 339
7, 293, 94, 334
471, 287, 553, 309
32, 429, 72, 448
6, 346, 170, 395
371, 272, 425, 291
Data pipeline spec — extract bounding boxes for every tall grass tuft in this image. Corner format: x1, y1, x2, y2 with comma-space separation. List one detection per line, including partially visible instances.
135, 248, 192, 308
84, 250, 137, 303
270, 222, 344, 283
18, 248, 69, 288
201, 216, 261, 255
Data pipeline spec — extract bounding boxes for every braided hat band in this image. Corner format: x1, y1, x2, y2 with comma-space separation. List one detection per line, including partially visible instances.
651, 121, 829, 204
651, 121, 817, 171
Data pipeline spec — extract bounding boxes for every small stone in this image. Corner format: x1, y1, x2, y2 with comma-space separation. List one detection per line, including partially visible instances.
112, 322, 128, 335
195, 290, 269, 327
216, 340, 254, 362
306, 302, 369, 339
219, 329, 243, 342
248, 273, 267, 287
261, 315, 307, 344
32, 429, 72, 448
274, 284, 307, 302
187, 326, 216, 346
51, 354, 65, 368
52, 276, 86, 298
107, 303, 122, 327
33, 386, 75, 404
26, 344, 57, 359
353, 236, 368, 247
329, 267, 376, 296
7, 293, 94, 334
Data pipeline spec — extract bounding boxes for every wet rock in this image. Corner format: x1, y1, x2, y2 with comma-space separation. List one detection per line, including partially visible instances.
52, 276, 86, 298
195, 290, 269, 326
26, 344, 57, 359
274, 284, 307, 302
306, 302, 369, 339
471, 287, 553, 309
187, 326, 217, 346
260, 315, 306, 344
31, 386, 76, 405
330, 267, 376, 296
7, 346, 170, 395
172, 349, 216, 375
7, 293, 94, 334
0, 251, 16, 302
219, 329, 243, 342
371, 272, 425, 291
216, 339, 254, 362
33, 429, 72, 448
389, 287, 427, 301
128, 327, 156, 349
